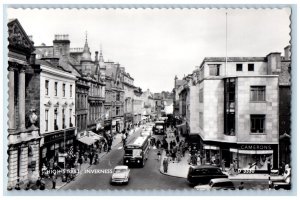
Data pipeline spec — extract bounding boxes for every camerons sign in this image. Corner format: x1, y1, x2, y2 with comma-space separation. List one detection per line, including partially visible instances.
239, 144, 272, 150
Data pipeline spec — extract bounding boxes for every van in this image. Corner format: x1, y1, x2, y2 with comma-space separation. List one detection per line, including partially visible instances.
187, 165, 228, 185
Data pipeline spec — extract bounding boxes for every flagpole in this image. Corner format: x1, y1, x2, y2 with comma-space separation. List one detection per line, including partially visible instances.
225, 11, 228, 77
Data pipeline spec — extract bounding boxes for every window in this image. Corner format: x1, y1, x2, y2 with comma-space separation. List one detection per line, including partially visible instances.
45, 110, 48, 131
116, 107, 120, 116
63, 83, 66, 97
116, 93, 120, 101
54, 109, 58, 130
70, 85, 73, 97
236, 64, 243, 71
69, 109, 72, 127
250, 115, 265, 133
250, 86, 266, 101
45, 80, 49, 95
62, 108, 65, 129
54, 82, 58, 96
199, 88, 203, 103
248, 63, 254, 71
209, 64, 220, 76
199, 112, 203, 130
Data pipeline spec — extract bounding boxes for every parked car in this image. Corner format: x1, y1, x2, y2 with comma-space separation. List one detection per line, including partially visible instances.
272, 166, 291, 190
110, 165, 130, 185
187, 165, 228, 185
194, 178, 235, 191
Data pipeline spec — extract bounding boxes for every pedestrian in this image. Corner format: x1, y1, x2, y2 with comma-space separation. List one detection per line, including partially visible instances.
156, 140, 161, 149
78, 155, 83, 170
157, 150, 161, 161
228, 162, 234, 175
221, 159, 226, 172
238, 182, 244, 190
163, 158, 169, 173
14, 183, 21, 190
267, 158, 272, 175
52, 174, 57, 189
268, 176, 273, 190
89, 152, 94, 165
233, 159, 238, 175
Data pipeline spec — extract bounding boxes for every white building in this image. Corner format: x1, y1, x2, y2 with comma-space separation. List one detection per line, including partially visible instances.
38, 58, 77, 167
186, 54, 280, 171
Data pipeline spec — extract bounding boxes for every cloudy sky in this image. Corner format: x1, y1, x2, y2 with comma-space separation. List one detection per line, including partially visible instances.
7, 8, 291, 93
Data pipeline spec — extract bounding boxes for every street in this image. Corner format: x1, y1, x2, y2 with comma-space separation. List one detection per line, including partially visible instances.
61, 126, 191, 190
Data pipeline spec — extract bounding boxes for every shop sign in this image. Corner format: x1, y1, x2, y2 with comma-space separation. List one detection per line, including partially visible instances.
240, 144, 272, 150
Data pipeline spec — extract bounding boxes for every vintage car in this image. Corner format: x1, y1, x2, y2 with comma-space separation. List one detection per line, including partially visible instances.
110, 165, 130, 185
187, 165, 228, 185
272, 166, 291, 190
194, 178, 236, 191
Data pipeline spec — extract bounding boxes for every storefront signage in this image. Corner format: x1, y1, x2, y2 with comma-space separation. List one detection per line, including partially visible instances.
44, 130, 75, 144
240, 144, 272, 150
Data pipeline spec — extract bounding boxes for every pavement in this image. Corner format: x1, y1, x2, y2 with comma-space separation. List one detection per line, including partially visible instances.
159, 128, 285, 182
40, 127, 139, 190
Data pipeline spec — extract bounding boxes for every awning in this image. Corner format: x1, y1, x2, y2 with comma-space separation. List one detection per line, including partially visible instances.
87, 131, 102, 141
204, 145, 220, 150
230, 148, 273, 154
77, 136, 96, 146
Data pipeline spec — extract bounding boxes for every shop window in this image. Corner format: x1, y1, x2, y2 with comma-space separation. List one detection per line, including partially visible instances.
250, 114, 265, 133
236, 64, 243, 71
250, 86, 265, 101
209, 64, 220, 76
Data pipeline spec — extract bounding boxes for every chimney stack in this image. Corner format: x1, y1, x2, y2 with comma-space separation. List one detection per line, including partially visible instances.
284, 45, 291, 60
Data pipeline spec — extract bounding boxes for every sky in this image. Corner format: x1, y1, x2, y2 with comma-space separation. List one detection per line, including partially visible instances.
7, 8, 291, 93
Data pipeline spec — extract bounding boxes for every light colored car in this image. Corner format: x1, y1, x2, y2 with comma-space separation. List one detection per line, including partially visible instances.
111, 165, 130, 185
194, 178, 235, 191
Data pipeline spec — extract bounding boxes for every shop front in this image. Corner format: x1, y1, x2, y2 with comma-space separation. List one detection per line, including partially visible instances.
124, 113, 133, 130
40, 128, 76, 169
229, 143, 279, 172
198, 135, 279, 171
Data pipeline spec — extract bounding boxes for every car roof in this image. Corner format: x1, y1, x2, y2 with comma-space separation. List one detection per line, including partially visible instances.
210, 178, 232, 183
114, 165, 128, 170
190, 165, 221, 169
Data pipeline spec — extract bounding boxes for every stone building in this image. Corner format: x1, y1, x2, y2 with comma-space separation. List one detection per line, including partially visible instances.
184, 54, 282, 170
122, 69, 135, 129
35, 34, 106, 151
105, 61, 125, 133
7, 19, 40, 188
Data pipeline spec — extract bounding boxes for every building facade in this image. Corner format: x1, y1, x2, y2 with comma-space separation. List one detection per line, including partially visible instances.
184, 54, 282, 170
7, 19, 40, 188
37, 58, 76, 168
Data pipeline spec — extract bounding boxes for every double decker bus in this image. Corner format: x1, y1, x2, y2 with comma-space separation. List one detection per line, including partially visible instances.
123, 136, 150, 167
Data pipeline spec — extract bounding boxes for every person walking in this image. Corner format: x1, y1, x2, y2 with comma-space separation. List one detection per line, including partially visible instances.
163, 158, 169, 173
52, 174, 57, 189
267, 158, 272, 175
157, 150, 161, 161
221, 159, 226, 172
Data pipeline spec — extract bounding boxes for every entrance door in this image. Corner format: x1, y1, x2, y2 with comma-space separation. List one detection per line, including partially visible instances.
221, 149, 231, 167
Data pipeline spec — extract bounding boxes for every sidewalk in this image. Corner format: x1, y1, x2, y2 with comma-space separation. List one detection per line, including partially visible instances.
159, 129, 283, 181
41, 127, 140, 190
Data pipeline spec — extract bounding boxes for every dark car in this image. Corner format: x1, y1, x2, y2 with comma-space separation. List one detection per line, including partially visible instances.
187, 165, 228, 185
